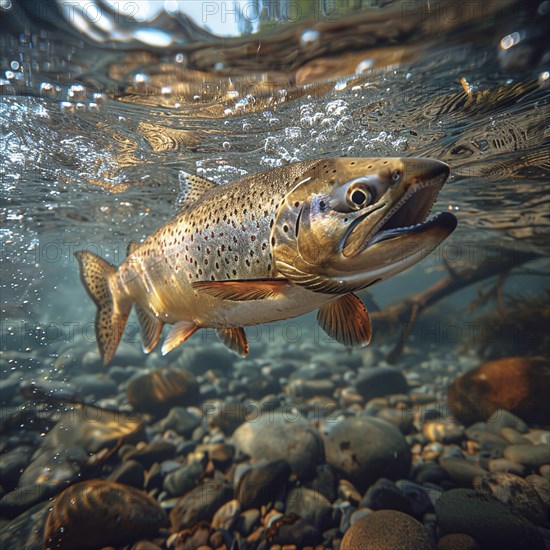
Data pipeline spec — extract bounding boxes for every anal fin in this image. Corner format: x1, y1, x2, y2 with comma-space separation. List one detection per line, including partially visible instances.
317, 293, 371, 347
135, 304, 164, 353
216, 327, 249, 357
192, 279, 290, 301
161, 320, 198, 355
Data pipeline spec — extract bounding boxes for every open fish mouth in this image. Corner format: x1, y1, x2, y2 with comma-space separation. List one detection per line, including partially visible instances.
342, 161, 456, 256
369, 180, 457, 245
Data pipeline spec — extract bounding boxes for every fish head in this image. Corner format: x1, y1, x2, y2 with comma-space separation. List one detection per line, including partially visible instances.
272, 158, 457, 293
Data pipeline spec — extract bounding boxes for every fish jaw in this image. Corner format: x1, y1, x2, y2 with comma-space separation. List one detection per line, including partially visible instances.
336, 158, 457, 283
272, 157, 456, 294
341, 158, 452, 258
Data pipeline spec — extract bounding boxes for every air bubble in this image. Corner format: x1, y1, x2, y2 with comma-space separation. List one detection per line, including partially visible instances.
300, 29, 320, 47
356, 59, 374, 73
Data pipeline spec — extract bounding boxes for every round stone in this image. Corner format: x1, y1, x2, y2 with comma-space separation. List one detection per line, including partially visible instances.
435, 488, 544, 549
285, 487, 333, 531
322, 416, 411, 491
232, 412, 324, 479
169, 480, 233, 531
486, 409, 528, 434
236, 460, 291, 510
447, 356, 550, 425
354, 367, 409, 402
504, 444, 549, 469
439, 457, 487, 486
43, 480, 167, 550
474, 472, 548, 526
341, 509, 436, 549
126, 368, 199, 416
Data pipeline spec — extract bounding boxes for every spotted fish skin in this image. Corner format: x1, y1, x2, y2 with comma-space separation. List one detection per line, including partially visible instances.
119, 160, 321, 322
75, 158, 456, 365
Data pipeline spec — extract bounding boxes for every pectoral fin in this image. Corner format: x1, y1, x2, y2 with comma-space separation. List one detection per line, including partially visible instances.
136, 304, 164, 353
275, 259, 372, 294
161, 320, 198, 355
192, 279, 290, 301
317, 293, 372, 347
216, 327, 249, 356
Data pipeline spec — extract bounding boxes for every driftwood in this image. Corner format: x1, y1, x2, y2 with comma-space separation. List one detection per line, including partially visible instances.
368, 249, 540, 363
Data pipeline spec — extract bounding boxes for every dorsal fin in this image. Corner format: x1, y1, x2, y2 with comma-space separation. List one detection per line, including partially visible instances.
177, 172, 217, 209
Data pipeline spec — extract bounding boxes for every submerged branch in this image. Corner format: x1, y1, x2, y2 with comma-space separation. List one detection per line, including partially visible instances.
369, 249, 540, 363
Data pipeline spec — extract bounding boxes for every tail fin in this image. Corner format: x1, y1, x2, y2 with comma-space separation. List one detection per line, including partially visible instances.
74, 251, 131, 366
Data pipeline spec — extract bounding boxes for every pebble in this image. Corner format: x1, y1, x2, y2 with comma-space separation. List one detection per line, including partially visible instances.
486, 409, 528, 434
0, 500, 50, 550
322, 416, 411, 491
487, 458, 526, 476
524, 429, 550, 445
235, 459, 291, 509
504, 443, 549, 469
287, 379, 335, 399
354, 366, 409, 402
376, 407, 414, 434
395, 479, 433, 517
285, 487, 333, 531
360, 478, 414, 516
526, 474, 550, 508
500, 427, 532, 445
43, 480, 168, 550
268, 516, 322, 546
169, 480, 233, 531
473, 472, 548, 526
239, 508, 260, 535
155, 407, 201, 437
435, 488, 545, 549
163, 458, 205, 497
0, 446, 33, 491
310, 464, 338, 502
178, 344, 238, 375
423, 421, 464, 444
124, 442, 176, 469
437, 533, 481, 550
232, 412, 324, 479
144, 462, 163, 491
211, 498, 240, 530
338, 479, 362, 506
340, 509, 436, 549
412, 462, 450, 485
126, 368, 199, 416
130, 542, 163, 550
107, 460, 145, 489
439, 457, 487, 486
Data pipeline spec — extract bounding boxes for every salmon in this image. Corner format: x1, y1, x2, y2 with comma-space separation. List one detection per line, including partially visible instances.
75, 158, 456, 365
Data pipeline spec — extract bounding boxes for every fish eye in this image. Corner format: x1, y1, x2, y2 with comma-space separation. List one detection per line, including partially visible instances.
347, 186, 372, 209
392, 170, 402, 182
351, 189, 368, 206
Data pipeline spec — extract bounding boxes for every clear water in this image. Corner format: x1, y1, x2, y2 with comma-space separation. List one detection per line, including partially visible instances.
0, 1, 549, 548
1, 0, 549, 369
